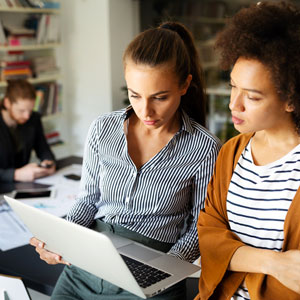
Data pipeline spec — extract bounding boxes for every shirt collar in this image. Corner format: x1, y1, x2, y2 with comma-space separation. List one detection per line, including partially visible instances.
121, 105, 194, 134
180, 109, 194, 134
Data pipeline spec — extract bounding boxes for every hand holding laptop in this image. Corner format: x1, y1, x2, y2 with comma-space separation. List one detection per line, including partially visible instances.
30, 237, 70, 266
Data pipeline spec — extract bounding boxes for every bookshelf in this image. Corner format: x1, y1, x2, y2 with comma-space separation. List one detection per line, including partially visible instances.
0, 7, 60, 13
0, 42, 60, 51
0, 1, 66, 158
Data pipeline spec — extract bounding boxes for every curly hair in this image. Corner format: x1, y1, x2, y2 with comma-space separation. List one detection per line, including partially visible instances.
215, 1, 300, 134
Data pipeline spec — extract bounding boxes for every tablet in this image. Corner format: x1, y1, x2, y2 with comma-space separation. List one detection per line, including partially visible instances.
11, 188, 55, 199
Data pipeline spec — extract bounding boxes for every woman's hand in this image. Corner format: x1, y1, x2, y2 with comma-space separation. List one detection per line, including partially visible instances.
30, 237, 70, 266
270, 250, 300, 294
229, 246, 300, 294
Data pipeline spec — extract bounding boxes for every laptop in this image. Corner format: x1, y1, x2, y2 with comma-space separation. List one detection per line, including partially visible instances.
4, 196, 200, 299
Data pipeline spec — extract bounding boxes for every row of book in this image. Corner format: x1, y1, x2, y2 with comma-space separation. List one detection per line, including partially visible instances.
0, 0, 60, 9
0, 14, 60, 46
34, 82, 62, 116
0, 55, 59, 80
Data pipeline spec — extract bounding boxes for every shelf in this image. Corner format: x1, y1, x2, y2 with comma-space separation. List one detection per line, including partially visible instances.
0, 74, 60, 87
42, 112, 63, 121
202, 61, 219, 70
208, 114, 230, 123
181, 16, 227, 25
0, 7, 60, 14
0, 43, 60, 51
206, 84, 231, 96
49, 141, 64, 148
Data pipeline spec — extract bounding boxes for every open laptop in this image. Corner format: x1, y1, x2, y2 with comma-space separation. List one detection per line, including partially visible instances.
4, 196, 200, 299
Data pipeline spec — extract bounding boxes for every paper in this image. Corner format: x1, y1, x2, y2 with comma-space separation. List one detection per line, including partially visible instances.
27, 164, 82, 216
19, 184, 78, 217
0, 275, 30, 300
35, 164, 82, 185
0, 204, 32, 251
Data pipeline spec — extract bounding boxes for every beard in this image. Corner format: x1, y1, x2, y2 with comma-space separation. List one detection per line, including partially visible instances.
8, 108, 28, 125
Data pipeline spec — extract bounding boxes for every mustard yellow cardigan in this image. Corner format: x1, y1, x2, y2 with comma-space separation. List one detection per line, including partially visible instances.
195, 133, 300, 300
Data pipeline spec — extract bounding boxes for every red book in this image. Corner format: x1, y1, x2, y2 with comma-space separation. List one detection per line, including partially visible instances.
0, 60, 31, 67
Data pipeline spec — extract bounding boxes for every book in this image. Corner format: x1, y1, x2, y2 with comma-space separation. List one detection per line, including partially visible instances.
4, 25, 35, 36
45, 14, 60, 43
36, 14, 47, 44
0, 60, 31, 68
35, 83, 49, 115
34, 88, 44, 112
0, 19, 7, 45
32, 55, 57, 75
0, 273, 31, 300
43, 1, 60, 9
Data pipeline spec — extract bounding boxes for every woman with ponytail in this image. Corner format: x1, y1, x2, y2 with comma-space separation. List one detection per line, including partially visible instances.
30, 21, 220, 300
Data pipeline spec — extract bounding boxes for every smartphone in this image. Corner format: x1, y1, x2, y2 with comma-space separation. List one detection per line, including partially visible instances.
64, 174, 81, 181
38, 162, 54, 168
12, 188, 55, 199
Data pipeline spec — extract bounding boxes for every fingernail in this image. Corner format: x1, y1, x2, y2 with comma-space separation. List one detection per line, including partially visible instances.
38, 242, 43, 248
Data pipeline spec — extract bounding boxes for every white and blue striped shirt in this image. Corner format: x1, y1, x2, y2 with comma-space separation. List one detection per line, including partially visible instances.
228, 139, 300, 300
67, 107, 220, 262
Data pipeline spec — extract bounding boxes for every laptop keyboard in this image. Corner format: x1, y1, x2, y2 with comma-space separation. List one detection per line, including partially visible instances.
120, 254, 171, 288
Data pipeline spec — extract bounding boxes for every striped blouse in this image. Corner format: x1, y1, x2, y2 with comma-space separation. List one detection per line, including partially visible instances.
67, 107, 220, 262
228, 139, 300, 300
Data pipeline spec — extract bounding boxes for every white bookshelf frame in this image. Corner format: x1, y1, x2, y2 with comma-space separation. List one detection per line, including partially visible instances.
0, 43, 60, 51
0, 7, 60, 14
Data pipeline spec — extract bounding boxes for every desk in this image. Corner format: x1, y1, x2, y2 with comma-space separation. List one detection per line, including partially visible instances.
0, 156, 82, 295
0, 156, 199, 299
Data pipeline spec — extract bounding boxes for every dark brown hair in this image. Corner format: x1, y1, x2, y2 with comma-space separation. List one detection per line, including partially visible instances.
123, 21, 206, 126
1, 79, 36, 110
215, 1, 300, 134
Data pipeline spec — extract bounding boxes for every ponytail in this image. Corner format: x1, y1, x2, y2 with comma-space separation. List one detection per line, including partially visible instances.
124, 21, 206, 126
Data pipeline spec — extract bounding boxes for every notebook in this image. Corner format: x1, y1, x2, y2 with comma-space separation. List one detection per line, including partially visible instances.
0, 274, 31, 300
4, 196, 200, 299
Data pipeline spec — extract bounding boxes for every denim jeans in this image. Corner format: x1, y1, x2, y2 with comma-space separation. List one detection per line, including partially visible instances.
51, 265, 186, 300
51, 219, 186, 300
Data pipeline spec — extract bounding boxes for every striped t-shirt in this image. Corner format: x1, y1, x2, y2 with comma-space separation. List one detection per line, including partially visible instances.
67, 107, 220, 262
228, 139, 300, 300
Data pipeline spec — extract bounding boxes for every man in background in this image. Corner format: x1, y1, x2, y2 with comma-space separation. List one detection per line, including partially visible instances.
0, 79, 56, 182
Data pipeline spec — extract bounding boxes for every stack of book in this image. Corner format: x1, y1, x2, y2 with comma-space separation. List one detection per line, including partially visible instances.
31, 55, 59, 78
4, 24, 36, 46
45, 130, 61, 145
0, 59, 32, 80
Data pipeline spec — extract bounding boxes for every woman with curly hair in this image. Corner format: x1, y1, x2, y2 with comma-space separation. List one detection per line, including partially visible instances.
196, 2, 300, 300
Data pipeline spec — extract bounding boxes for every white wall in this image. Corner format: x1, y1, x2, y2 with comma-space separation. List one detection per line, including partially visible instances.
60, 0, 139, 156
109, 0, 140, 110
